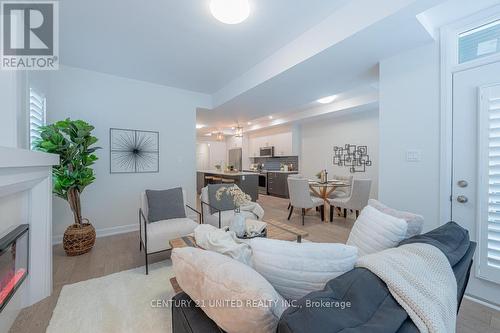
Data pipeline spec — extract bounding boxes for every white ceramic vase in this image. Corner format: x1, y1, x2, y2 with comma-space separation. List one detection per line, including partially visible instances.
230, 211, 246, 237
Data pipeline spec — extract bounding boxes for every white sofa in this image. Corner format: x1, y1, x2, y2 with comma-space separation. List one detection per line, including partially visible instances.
200, 186, 262, 228
139, 189, 200, 274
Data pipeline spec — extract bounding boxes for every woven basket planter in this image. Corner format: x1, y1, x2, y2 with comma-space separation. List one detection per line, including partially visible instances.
63, 223, 96, 256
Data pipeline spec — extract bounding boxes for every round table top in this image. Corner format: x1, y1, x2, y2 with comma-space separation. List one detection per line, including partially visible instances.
308, 180, 350, 187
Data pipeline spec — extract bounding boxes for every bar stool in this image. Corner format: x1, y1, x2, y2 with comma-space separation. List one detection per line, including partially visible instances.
204, 175, 214, 185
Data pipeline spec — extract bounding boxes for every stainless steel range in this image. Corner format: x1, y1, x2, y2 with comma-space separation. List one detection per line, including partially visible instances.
258, 171, 268, 194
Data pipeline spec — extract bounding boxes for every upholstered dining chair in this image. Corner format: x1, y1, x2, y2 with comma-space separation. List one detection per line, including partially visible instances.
287, 177, 325, 225
328, 179, 371, 221
139, 187, 201, 274
329, 175, 353, 199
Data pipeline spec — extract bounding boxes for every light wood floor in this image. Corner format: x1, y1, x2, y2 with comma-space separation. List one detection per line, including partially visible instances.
10, 194, 500, 332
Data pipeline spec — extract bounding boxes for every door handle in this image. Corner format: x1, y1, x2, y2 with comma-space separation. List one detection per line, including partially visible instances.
457, 195, 468, 204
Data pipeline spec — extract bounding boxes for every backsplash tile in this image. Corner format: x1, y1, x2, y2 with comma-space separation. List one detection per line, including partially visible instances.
251, 156, 299, 171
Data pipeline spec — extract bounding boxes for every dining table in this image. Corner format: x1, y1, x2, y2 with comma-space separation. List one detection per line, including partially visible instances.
308, 179, 351, 223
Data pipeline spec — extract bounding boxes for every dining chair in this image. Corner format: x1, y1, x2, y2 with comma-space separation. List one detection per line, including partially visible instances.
287, 177, 325, 225
328, 179, 371, 221
329, 175, 353, 199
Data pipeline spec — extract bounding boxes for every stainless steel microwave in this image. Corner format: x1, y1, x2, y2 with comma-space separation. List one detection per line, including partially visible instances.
260, 146, 274, 157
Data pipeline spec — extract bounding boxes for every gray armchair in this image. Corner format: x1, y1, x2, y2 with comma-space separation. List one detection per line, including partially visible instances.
200, 186, 262, 228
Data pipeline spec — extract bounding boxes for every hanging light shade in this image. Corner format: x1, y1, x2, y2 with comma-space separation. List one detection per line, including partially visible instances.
215, 132, 224, 141
234, 125, 243, 138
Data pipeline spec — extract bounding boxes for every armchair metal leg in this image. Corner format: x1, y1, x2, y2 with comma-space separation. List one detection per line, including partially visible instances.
287, 202, 291, 210
330, 205, 334, 222
302, 208, 306, 226
320, 205, 324, 222
139, 240, 142, 252
288, 206, 294, 220
145, 252, 149, 275
343, 208, 347, 218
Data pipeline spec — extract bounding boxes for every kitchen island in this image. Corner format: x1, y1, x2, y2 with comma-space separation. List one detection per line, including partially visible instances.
196, 170, 259, 201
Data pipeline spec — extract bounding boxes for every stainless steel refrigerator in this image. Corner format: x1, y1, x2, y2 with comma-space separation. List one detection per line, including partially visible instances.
228, 148, 242, 171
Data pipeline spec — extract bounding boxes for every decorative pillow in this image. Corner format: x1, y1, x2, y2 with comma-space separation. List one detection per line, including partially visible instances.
207, 184, 235, 214
368, 199, 424, 238
145, 187, 186, 222
347, 205, 408, 257
172, 247, 288, 333
249, 238, 358, 301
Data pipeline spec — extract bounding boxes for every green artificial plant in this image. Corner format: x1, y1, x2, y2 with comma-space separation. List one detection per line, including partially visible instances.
34, 118, 101, 226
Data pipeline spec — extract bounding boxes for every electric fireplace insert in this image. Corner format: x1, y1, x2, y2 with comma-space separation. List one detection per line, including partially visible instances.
0, 224, 28, 312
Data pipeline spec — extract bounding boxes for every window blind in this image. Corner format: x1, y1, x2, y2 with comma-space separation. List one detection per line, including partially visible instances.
29, 88, 46, 150
478, 84, 500, 283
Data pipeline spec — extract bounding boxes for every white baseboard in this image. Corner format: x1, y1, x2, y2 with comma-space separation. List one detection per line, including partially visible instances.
464, 294, 500, 312
52, 223, 139, 245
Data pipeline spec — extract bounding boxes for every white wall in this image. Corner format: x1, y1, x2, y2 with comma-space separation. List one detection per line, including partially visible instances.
0, 71, 25, 148
29, 66, 210, 239
379, 42, 440, 231
196, 139, 227, 170
301, 109, 379, 198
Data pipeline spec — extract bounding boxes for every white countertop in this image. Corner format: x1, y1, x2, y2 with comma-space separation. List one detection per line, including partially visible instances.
197, 170, 258, 176
266, 170, 299, 174
244, 170, 299, 174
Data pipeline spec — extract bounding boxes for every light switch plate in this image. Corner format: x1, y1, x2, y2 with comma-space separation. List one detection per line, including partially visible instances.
406, 150, 421, 162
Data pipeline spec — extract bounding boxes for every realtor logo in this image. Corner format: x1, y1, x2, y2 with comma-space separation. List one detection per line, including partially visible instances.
1, 1, 58, 70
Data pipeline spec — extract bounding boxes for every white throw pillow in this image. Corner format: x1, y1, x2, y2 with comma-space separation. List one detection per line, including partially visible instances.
347, 205, 408, 257
249, 238, 358, 301
172, 247, 288, 333
368, 199, 424, 238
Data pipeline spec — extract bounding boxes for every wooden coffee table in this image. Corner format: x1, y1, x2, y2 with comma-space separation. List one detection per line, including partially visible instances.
168, 219, 309, 293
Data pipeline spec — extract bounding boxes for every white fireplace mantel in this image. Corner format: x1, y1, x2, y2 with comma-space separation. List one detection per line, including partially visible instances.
0, 146, 59, 329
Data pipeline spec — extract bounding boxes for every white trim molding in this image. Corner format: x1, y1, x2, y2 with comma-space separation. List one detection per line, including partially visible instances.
52, 223, 139, 245
0, 147, 58, 332
439, 5, 500, 225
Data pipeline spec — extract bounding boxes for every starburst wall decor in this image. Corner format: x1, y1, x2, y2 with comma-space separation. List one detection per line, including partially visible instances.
110, 128, 159, 173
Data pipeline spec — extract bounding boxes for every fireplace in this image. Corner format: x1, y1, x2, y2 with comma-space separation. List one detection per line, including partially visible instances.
0, 225, 28, 312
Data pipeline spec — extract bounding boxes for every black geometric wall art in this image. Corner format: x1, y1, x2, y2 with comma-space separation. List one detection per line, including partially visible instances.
333, 144, 372, 173
110, 128, 159, 173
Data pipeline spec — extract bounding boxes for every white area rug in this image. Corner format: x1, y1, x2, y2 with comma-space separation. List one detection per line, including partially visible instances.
47, 261, 175, 333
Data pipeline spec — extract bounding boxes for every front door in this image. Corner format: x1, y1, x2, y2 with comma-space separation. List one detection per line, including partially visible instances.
452, 61, 500, 305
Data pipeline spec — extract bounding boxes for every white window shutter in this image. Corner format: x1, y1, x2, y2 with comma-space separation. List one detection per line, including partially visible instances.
29, 88, 46, 150
478, 84, 500, 283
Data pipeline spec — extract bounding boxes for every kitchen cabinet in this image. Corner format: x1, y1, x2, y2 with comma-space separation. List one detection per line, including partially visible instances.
267, 172, 296, 198
248, 132, 292, 157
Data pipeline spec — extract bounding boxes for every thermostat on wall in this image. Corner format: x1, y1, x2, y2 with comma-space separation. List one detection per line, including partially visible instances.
406, 150, 421, 162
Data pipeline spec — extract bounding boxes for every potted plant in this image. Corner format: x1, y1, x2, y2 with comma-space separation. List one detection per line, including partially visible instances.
34, 118, 101, 256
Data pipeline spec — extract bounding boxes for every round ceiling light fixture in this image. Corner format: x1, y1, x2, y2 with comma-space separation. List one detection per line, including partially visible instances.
210, 0, 250, 25
317, 95, 337, 104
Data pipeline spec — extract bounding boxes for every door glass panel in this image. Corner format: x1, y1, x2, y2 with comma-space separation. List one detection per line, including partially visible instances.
459, 19, 500, 64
